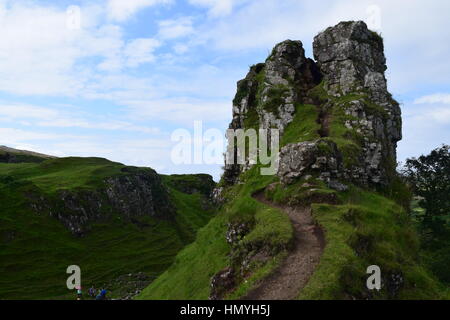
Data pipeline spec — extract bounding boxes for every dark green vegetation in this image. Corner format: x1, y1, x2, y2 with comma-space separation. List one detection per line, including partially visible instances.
0, 156, 215, 299
403, 145, 450, 285
138, 78, 449, 300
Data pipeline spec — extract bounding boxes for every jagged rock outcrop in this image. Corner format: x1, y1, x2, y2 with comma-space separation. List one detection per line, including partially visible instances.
313, 21, 402, 185
223, 20, 402, 188
313, 21, 387, 95
29, 167, 176, 236
259, 41, 322, 133
105, 167, 175, 220
224, 40, 322, 185
278, 139, 342, 185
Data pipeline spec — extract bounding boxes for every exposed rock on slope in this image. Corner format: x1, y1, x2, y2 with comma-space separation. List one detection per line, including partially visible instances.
277, 139, 342, 185
313, 21, 387, 95
224, 40, 322, 185
105, 168, 175, 220
313, 20, 402, 185
29, 167, 176, 236
224, 21, 401, 187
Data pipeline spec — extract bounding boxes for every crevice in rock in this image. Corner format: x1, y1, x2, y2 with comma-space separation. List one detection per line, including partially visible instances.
317, 107, 330, 138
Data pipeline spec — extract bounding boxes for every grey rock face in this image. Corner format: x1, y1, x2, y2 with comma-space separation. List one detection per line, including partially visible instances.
209, 267, 235, 300
230, 63, 264, 130
313, 21, 402, 186
225, 221, 250, 245
223, 20, 402, 188
259, 41, 303, 133
230, 41, 316, 135
224, 40, 321, 185
277, 139, 342, 184
328, 180, 349, 192
105, 168, 175, 221
277, 141, 318, 184
313, 21, 386, 95
260, 40, 322, 133
29, 168, 175, 236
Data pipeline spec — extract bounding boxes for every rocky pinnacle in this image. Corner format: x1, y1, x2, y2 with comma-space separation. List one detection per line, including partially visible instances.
224, 21, 402, 187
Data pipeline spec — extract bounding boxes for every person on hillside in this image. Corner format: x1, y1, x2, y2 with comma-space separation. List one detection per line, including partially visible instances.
76, 286, 82, 300
96, 288, 107, 300
88, 286, 96, 298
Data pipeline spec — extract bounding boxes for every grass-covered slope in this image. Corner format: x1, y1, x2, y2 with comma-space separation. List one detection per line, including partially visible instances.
140, 168, 448, 300
138, 78, 448, 300
265, 179, 448, 299
137, 167, 293, 300
0, 157, 215, 299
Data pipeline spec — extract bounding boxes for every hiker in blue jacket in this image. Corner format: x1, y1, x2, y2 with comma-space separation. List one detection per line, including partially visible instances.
96, 289, 107, 300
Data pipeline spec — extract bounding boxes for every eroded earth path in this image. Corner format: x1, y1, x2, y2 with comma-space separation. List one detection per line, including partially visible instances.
243, 192, 325, 300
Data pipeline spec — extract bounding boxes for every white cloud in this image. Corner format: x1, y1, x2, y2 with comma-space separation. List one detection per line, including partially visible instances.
188, 0, 332, 51
404, 105, 450, 125
0, 128, 176, 172
414, 93, 450, 105
158, 17, 194, 39
0, 103, 160, 134
124, 38, 161, 67
0, 2, 166, 96
0, 104, 59, 120
106, 0, 172, 22
189, 0, 235, 17
398, 103, 450, 163
125, 97, 230, 125
173, 43, 189, 54
0, 0, 448, 178
0, 127, 82, 143
188, 0, 450, 96
0, 2, 126, 96
429, 108, 450, 124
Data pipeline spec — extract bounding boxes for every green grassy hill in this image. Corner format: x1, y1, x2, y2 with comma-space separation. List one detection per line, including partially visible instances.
0, 157, 215, 299
0, 145, 55, 163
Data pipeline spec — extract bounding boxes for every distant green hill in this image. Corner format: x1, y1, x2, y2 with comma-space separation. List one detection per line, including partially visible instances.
0, 156, 216, 299
0, 146, 55, 163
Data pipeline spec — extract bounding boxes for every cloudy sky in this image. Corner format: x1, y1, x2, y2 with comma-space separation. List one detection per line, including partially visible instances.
0, 0, 449, 180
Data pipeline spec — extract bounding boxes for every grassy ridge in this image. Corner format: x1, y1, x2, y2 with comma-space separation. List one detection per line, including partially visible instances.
0, 146, 53, 163
297, 186, 447, 299
137, 166, 293, 299
0, 158, 214, 299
